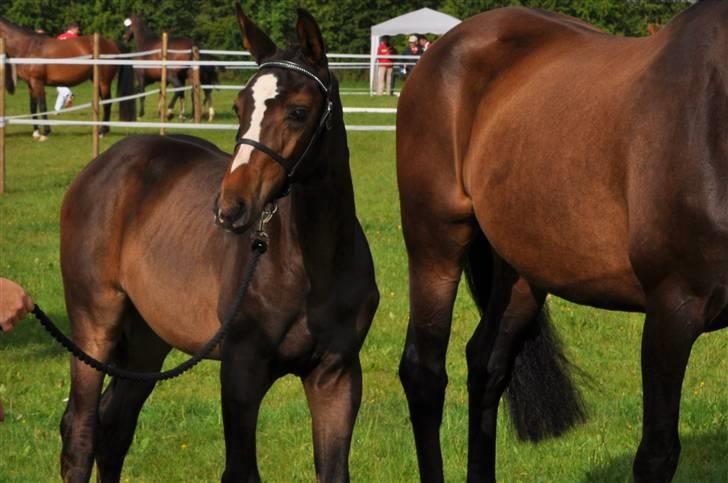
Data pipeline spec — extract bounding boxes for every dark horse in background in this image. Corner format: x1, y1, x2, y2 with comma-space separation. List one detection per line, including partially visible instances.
397, 1, 727, 482
0, 17, 134, 141
59, 5, 377, 483
122, 15, 218, 121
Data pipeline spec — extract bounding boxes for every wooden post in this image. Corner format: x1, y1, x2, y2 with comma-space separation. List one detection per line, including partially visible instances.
160, 32, 168, 135
92, 33, 100, 158
0, 38, 6, 194
192, 46, 201, 124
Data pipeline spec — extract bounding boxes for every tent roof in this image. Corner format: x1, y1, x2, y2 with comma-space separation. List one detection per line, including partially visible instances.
371, 7, 460, 36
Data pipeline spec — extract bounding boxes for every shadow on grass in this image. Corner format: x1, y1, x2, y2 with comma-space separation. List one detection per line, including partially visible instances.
583, 430, 728, 482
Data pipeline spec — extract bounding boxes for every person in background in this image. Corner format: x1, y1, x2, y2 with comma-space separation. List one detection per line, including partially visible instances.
418, 34, 431, 52
0, 278, 35, 422
401, 34, 422, 78
376, 36, 396, 96
54, 22, 80, 111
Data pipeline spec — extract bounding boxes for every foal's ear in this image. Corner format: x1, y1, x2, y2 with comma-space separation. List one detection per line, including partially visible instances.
296, 9, 327, 67
236, 4, 277, 64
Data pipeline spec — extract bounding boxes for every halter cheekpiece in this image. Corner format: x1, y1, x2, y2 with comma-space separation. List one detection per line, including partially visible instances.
235, 60, 333, 197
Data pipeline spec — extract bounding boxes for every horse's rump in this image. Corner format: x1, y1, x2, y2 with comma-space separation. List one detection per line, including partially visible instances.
399, 5, 728, 309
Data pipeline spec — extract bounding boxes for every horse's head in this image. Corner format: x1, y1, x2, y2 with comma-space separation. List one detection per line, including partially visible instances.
122, 15, 138, 43
214, 5, 333, 233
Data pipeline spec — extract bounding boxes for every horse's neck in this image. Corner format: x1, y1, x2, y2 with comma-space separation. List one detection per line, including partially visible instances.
135, 22, 159, 50
288, 120, 357, 250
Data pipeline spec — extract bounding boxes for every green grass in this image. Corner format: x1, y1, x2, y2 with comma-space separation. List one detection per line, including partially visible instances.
1, 81, 727, 482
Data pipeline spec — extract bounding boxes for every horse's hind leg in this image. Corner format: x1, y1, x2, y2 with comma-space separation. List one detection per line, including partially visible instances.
633, 283, 705, 482
464, 253, 535, 482
399, 216, 473, 482
167, 75, 185, 120
60, 291, 125, 483
95, 310, 171, 483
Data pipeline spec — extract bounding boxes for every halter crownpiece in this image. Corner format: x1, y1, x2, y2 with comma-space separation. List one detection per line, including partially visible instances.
235, 60, 333, 197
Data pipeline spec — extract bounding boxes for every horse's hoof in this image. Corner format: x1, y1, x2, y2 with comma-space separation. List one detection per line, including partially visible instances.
37, 135, 49, 142
32, 130, 41, 139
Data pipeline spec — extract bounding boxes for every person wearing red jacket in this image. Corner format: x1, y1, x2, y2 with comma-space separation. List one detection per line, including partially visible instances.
376, 36, 396, 96
54, 22, 80, 111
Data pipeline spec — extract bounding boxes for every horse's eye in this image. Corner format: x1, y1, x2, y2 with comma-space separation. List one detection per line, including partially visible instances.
287, 107, 309, 123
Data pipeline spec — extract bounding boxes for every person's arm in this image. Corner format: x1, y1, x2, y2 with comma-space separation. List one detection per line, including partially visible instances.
0, 278, 34, 332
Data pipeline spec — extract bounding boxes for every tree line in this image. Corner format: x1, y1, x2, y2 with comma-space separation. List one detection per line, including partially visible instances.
0, 1, 691, 54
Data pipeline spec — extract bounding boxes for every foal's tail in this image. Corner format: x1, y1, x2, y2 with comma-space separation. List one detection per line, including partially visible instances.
463, 231, 587, 443
116, 64, 136, 121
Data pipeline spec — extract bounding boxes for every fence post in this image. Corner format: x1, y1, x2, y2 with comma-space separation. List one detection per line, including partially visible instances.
192, 46, 201, 124
160, 32, 168, 135
92, 33, 100, 158
0, 38, 6, 194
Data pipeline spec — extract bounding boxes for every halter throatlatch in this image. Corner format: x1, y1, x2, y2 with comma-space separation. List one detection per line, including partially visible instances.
235, 60, 333, 198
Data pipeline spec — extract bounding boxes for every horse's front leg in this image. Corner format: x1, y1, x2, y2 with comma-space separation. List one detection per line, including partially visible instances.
302, 355, 363, 483
633, 281, 705, 483
220, 339, 272, 483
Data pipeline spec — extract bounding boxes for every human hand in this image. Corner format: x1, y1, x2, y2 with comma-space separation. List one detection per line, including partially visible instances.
0, 278, 34, 332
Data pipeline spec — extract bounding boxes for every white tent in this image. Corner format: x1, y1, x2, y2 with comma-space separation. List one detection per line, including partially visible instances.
369, 8, 461, 95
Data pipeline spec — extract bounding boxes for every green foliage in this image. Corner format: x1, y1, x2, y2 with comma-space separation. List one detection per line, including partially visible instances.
0, 0, 693, 52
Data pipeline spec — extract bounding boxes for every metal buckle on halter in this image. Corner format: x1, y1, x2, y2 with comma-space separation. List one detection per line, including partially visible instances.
251, 202, 278, 252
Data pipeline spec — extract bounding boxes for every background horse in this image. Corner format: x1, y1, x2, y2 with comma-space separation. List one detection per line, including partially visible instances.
123, 15, 196, 120
0, 17, 134, 141
397, 1, 727, 482
59, 6, 377, 482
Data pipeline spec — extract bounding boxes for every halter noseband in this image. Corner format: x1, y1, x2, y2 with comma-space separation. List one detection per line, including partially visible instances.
235, 60, 333, 197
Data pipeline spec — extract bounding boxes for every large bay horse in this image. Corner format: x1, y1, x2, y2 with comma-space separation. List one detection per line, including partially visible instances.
397, 1, 727, 482
0, 17, 134, 141
123, 15, 196, 120
59, 6, 377, 482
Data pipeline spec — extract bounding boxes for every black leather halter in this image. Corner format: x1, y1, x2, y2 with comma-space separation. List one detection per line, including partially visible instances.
235, 60, 333, 197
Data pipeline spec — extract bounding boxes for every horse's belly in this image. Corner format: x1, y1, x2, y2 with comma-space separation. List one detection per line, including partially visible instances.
122, 269, 224, 359
46, 66, 93, 87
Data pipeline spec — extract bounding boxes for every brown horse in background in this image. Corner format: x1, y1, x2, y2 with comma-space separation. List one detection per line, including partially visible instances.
0, 17, 134, 141
122, 15, 194, 120
59, 6, 377, 482
397, 1, 727, 482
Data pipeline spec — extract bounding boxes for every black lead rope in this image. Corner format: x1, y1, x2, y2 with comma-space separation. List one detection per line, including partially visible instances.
32, 238, 267, 382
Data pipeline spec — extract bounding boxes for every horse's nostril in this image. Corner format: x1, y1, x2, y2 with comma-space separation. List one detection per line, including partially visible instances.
217, 201, 245, 226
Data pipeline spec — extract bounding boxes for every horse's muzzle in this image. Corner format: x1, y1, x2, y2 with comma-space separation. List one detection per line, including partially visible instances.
213, 198, 249, 233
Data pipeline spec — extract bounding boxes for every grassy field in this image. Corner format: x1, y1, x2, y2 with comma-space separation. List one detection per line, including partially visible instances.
1, 80, 727, 483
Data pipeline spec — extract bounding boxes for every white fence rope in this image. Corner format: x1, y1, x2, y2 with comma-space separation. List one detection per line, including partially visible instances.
1, 49, 400, 131
5, 118, 395, 132
99, 48, 162, 59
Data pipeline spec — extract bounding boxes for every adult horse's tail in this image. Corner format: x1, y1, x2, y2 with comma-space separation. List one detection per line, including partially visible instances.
116, 64, 136, 121
4, 56, 15, 95
463, 230, 587, 442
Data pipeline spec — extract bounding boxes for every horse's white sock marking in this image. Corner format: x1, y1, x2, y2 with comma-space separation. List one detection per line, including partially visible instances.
231, 74, 279, 172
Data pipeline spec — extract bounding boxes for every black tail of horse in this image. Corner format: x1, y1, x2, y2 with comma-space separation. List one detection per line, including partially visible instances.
4, 57, 16, 95
116, 65, 136, 121
463, 230, 587, 442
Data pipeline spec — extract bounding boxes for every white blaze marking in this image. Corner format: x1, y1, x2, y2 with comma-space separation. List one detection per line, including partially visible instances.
230, 74, 279, 172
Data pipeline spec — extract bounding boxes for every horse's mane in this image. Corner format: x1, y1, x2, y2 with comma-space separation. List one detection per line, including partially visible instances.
0, 16, 49, 38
